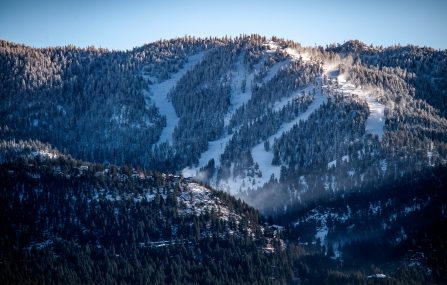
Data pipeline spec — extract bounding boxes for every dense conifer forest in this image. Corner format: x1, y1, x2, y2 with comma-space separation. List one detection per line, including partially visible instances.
1, 35, 446, 283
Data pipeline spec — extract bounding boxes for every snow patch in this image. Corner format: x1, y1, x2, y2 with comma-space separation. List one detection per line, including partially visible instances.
367, 274, 387, 279
327, 160, 337, 169
272, 85, 314, 112
30, 150, 58, 160
178, 183, 240, 223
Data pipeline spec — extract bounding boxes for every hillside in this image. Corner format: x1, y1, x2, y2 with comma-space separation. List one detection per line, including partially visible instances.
1, 141, 446, 284
0, 141, 281, 284
1, 35, 447, 283
1, 36, 446, 213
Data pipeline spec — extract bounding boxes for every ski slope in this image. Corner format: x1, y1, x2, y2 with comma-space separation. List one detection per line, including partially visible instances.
182, 134, 233, 180
183, 53, 260, 180
182, 41, 384, 193
261, 59, 290, 83
144, 52, 205, 146
184, 51, 281, 181
216, 89, 327, 194
185, 42, 329, 192
250, 91, 327, 187
224, 54, 256, 127
336, 74, 385, 140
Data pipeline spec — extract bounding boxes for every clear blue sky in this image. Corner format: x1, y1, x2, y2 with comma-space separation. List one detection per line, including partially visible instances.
1, 0, 446, 50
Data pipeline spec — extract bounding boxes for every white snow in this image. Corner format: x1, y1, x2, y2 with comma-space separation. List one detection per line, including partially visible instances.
272, 86, 313, 112
144, 52, 205, 146
264, 41, 310, 63
365, 98, 385, 139
178, 183, 240, 223
251, 142, 280, 186
367, 274, 387, 279
275, 91, 326, 135
183, 54, 263, 180
224, 53, 257, 127
30, 150, 58, 160
182, 134, 233, 179
261, 41, 311, 83
216, 89, 327, 193
250, 91, 327, 187
325, 64, 386, 140
327, 160, 337, 169
261, 59, 289, 83
315, 225, 329, 245
380, 159, 388, 173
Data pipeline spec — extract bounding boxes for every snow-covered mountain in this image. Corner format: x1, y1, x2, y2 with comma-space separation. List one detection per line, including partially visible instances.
1, 35, 447, 283
1, 35, 447, 215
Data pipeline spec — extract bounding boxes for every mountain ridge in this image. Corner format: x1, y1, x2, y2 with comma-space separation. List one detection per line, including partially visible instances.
2, 34, 446, 210
1, 34, 447, 283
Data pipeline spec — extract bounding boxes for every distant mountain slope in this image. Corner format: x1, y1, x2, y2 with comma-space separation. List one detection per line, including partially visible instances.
1, 35, 447, 283
327, 40, 447, 116
1, 35, 447, 239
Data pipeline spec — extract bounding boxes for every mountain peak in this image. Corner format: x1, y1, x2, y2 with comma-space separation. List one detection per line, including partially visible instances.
327, 39, 379, 53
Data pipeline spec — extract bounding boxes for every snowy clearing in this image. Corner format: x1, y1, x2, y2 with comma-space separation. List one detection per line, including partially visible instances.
339, 76, 385, 140
184, 54, 260, 180
224, 53, 256, 127
182, 134, 233, 180
367, 274, 387, 279
217, 89, 327, 193
272, 84, 315, 112
250, 91, 327, 186
261, 59, 290, 83
144, 52, 205, 146
325, 64, 385, 140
